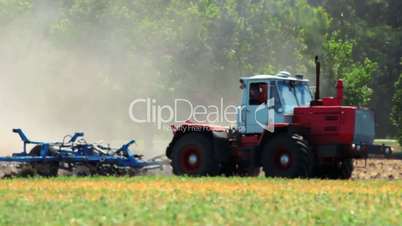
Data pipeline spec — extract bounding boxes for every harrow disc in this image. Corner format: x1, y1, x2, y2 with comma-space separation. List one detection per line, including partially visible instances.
29, 145, 59, 177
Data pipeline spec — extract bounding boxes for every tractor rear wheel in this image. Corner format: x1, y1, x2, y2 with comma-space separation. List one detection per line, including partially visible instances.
171, 133, 218, 176
29, 145, 59, 177
262, 133, 312, 178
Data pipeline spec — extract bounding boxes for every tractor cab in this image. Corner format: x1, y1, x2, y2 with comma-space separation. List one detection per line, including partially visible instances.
237, 72, 312, 134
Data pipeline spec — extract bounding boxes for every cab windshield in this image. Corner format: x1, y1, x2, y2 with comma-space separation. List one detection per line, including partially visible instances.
277, 80, 312, 114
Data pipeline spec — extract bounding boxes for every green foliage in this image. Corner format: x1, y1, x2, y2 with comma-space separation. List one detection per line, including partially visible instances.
342, 58, 377, 106
313, 0, 402, 137
323, 36, 377, 106
391, 72, 402, 145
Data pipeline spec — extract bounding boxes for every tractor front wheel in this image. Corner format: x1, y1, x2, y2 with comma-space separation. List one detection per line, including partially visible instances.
171, 133, 218, 176
262, 133, 312, 178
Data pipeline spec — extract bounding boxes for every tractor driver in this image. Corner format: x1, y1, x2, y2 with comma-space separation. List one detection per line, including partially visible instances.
249, 83, 267, 105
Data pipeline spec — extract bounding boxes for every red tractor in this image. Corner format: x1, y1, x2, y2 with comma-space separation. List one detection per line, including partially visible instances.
165, 57, 397, 178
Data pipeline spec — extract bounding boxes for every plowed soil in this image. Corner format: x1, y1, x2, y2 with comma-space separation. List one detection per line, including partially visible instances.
353, 159, 402, 179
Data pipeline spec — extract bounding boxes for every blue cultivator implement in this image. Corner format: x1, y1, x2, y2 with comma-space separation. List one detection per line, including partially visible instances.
0, 129, 163, 177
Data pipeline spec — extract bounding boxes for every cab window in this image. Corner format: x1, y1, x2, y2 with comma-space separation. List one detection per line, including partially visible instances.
249, 82, 267, 105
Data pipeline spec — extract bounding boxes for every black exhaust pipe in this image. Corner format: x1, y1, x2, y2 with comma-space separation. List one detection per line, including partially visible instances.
315, 56, 320, 100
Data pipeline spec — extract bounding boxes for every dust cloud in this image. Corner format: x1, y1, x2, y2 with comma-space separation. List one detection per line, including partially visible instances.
0, 1, 175, 157
0, 1, 314, 157
0, 1, 236, 157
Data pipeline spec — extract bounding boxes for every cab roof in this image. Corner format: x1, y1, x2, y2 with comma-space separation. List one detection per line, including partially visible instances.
240, 71, 309, 83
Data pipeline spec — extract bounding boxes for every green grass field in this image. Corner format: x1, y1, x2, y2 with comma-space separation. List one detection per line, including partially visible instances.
0, 177, 401, 226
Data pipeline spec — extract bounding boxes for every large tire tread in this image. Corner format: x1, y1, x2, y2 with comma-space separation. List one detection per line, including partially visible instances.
262, 133, 313, 178
171, 133, 218, 176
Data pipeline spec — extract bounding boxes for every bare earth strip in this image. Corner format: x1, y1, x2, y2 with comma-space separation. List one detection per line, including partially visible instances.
353, 159, 402, 179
